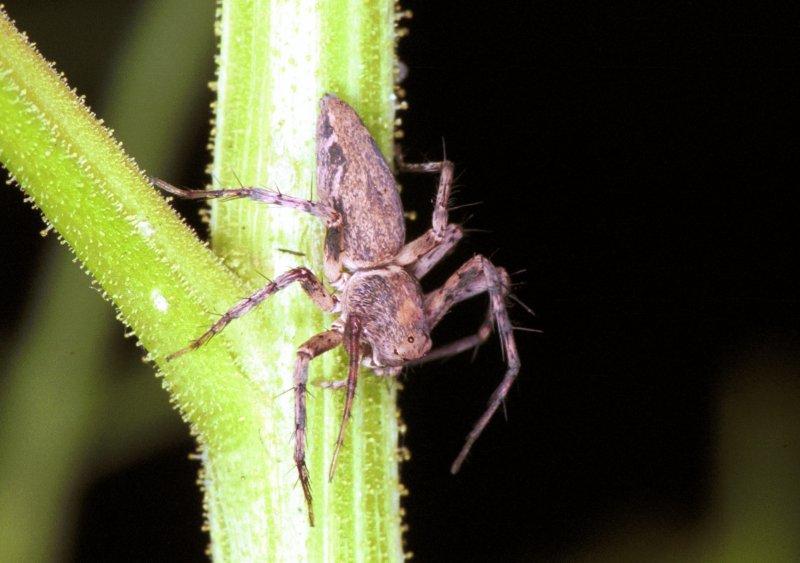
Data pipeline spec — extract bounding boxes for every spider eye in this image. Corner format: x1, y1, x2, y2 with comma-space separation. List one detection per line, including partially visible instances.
407, 336, 415, 343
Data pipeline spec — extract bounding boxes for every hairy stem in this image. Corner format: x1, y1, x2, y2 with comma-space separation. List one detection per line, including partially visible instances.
0, 1, 267, 554
205, 0, 403, 559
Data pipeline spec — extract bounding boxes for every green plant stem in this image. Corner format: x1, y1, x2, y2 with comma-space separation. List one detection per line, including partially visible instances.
0, 1, 267, 552
205, 0, 402, 559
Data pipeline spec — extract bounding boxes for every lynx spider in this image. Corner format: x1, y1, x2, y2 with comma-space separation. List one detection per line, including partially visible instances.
153, 95, 522, 525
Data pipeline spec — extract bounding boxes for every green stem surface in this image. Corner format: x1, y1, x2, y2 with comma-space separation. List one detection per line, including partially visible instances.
207, 0, 402, 560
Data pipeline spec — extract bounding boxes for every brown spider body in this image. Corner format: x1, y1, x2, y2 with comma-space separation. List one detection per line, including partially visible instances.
153, 95, 522, 526
317, 95, 407, 281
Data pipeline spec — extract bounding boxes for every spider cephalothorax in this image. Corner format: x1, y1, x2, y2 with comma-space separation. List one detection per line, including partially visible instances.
154, 94, 522, 525
344, 267, 432, 367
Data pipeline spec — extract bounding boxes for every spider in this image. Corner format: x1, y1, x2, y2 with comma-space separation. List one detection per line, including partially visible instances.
153, 94, 522, 525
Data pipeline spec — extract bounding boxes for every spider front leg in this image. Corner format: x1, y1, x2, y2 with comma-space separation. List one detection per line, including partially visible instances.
166, 267, 337, 360
396, 155, 454, 238
405, 307, 494, 365
420, 255, 520, 473
293, 329, 343, 526
151, 178, 341, 228
154, 177, 346, 283
409, 254, 507, 364
301, 317, 364, 482
396, 156, 459, 275
328, 315, 363, 483
398, 223, 463, 279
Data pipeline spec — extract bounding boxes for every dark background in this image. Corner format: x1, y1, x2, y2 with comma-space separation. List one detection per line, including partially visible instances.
2, 2, 799, 561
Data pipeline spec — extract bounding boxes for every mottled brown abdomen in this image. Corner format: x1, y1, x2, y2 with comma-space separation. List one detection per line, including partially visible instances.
316, 95, 405, 270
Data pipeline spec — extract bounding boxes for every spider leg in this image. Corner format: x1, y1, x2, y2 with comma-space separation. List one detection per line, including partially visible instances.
293, 329, 343, 526
154, 177, 346, 284
451, 258, 520, 473
323, 210, 345, 284
418, 255, 520, 473
397, 223, 463, 279
328, 315, 363, 483
151, 178, 341, 228
315, 378, 348, 390
423, 255, 501, 326
396, 155, 454, 237
316, 358, 400, 389
166, 267, 337, 360
394, 155, 462, 278
405, 307, 493, 366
